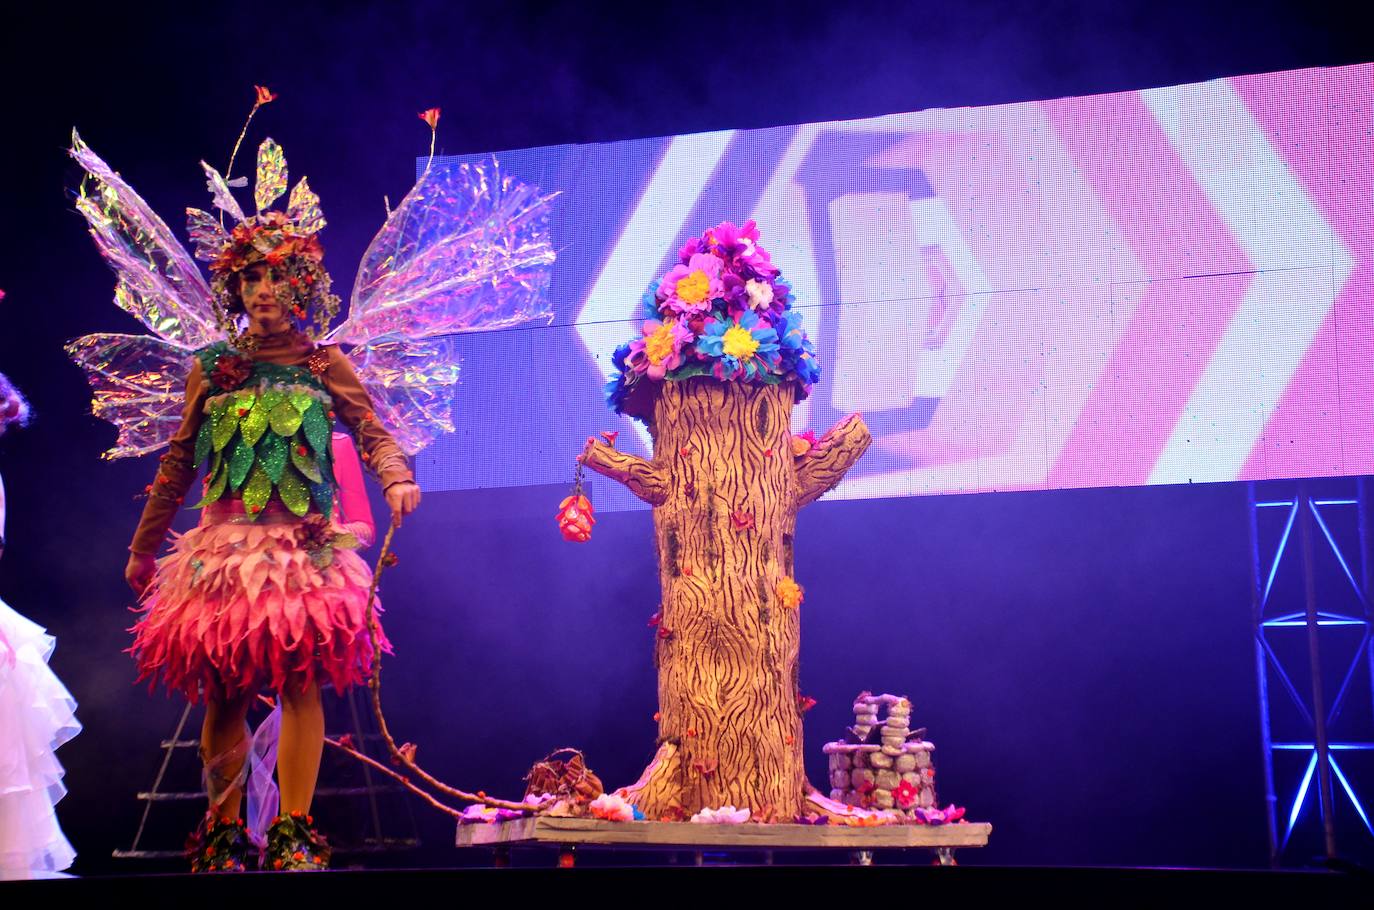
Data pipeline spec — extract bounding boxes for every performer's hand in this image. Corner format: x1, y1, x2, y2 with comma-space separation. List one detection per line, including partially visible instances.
385, 481, 422, 527
126, 552, 156, 597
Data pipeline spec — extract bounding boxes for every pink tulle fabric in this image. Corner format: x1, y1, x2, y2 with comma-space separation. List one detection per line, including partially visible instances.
129, 498, 389, 701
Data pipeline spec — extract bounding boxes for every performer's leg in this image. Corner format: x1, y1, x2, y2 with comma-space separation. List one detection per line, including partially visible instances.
201, 689, 254, 818
277, 676, 324, 814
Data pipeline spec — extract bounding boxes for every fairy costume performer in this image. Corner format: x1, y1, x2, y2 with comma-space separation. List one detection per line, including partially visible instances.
66, 104, 556, 869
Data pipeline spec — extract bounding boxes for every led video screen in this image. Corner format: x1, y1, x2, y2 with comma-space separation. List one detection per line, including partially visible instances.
416, 64, 1373, 510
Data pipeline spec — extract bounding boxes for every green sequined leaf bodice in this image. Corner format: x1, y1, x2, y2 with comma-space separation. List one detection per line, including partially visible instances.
192, 343, 335, 520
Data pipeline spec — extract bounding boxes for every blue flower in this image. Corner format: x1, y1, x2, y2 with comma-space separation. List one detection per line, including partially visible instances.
777, 309, 813, 357
641, 280, 663, 320
696, 310, 781, 381
776, 308, 820, 386
793, 351, 821, 386
604, 342, 634, 413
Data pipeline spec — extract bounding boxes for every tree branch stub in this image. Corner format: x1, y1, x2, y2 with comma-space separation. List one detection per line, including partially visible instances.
796, 413, 871, 508
581, 439, 670, 505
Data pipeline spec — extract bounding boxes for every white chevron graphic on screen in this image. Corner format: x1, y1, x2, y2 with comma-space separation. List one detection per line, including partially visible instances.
1143, 82, 1356, 485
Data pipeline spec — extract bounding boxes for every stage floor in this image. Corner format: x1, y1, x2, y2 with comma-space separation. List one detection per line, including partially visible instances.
5, 864, 1368, 901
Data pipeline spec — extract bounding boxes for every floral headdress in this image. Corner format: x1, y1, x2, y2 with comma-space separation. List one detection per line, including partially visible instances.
605, 220, 820, 421
186, 89, 340, 344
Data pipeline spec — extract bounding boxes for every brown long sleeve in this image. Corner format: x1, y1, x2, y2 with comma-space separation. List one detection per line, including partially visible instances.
129, 358, 208, 554
322, 345, 413, 489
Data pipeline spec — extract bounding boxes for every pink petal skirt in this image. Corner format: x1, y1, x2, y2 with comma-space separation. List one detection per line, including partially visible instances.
130, 502, 390, 701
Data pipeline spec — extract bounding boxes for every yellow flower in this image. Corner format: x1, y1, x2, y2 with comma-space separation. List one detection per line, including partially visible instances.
644, 321, 677, 365
722, 324, 760, 360
776, 576, 804, 609
675, 269, 710, 305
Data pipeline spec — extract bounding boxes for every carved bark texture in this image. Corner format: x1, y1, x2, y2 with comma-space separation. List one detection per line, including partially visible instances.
583, 378, 870, 819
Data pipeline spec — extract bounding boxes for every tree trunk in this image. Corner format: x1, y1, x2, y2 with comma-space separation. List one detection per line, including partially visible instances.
582, 377, 870, 820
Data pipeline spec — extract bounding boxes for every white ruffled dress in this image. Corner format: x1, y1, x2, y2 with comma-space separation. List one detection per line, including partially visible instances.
0, 600, 79, 879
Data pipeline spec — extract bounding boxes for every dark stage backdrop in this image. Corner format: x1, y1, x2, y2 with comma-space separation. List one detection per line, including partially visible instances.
0, 0, 1369, 874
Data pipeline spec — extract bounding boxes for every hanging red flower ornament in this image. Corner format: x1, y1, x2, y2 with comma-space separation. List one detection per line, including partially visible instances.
557, 493, 595, 543
557, 460, 596, 542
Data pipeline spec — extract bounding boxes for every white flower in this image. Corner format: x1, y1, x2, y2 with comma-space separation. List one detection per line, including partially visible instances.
589, 792, 636, 822
459, 805, 502, 823
689, 805, 751, 824
745, 279, 775, 311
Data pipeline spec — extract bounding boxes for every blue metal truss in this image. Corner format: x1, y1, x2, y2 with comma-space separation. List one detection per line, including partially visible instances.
1250, 479, 1374, 864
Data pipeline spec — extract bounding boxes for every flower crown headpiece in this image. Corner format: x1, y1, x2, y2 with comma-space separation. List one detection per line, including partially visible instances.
605, 219, 820, 421
188, 87, 340, 344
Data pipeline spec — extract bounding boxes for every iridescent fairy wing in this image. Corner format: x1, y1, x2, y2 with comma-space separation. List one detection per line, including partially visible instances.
333, 156, 557, 344
329, 157, 557, 454
345, 338, 461, 456
63, 334, 194, 459
69, 130, 221, 348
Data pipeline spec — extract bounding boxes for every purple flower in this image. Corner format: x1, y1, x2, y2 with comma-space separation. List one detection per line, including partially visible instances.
678, 235, 707, 262
706, 220, 779, 279
705, 220, 761, 261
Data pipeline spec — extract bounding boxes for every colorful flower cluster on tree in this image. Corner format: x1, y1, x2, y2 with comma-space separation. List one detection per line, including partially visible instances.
605, 220, 820, 418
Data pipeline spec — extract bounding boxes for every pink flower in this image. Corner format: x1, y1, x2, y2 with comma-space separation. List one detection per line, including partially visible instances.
627, 318, 694, 380
658, 253, 724, 317
790, 430, 819, 457
893, 780, 919, 809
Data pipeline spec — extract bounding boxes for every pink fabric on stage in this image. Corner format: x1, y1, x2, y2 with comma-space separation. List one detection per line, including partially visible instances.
129, 496, 389, 702
331, 431, 376, 547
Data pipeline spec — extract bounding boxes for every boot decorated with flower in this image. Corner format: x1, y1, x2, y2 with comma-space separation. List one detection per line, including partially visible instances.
264, 810, 331, 871
185, 812, 251, 873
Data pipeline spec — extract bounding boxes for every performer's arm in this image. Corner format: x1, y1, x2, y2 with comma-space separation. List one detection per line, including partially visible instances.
129, 358, 209, 556
321, 346, 420, 523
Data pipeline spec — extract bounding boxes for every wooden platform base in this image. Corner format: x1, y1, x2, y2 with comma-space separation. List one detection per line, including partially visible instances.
455, 817, 992, 865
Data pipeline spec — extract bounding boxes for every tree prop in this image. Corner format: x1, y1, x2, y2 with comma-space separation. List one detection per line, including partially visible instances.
581, 221, 870, 819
